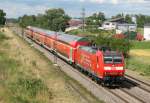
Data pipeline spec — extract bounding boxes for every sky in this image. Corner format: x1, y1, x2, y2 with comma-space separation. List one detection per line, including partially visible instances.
0, 0, 150, 18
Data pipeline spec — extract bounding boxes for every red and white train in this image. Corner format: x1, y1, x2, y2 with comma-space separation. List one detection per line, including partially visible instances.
25, 26, 125, 86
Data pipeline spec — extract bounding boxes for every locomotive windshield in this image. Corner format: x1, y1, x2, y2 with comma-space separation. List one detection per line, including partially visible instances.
104, 53, 122, 64
113, 56, 122, 64
104, 56, 113, 64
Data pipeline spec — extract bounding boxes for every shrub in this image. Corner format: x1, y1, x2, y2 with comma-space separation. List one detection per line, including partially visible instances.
0, 32, 9, 41
93, 35, 131, 57
9, 78, 52, 103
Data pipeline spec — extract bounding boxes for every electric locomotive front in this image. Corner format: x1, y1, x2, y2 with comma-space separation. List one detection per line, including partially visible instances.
100, 51, 125, 85
76, 46, 125, 86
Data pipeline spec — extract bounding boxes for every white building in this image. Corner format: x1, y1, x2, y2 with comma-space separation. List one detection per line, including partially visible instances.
65, 26, 81, 32
99, 17, 125, 30
101, 22, 117, 30
116, 23, 137, 34
144, 24, 150, 40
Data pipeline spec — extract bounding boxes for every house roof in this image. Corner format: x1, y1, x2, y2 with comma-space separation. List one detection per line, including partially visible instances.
68, 19, 83, 27
117, 23, 137, 26
106, 17, 125, 22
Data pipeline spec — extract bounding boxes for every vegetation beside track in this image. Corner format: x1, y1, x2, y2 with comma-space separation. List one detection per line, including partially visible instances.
131, 41, 150, 49
0, 28, 102, 103
127, 41, 150, 76
67, 28, 115, 36
127, 49, 150, 76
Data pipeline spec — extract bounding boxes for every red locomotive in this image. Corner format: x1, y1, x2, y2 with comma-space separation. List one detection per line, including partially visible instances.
25, 26, 125, 86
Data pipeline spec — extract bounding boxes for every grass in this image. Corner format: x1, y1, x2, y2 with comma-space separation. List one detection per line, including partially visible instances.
131, 41, 150, 49
127, 40, 150, 76
0, 31, 51, 103
126, 54, 150, 76
0, 28, 103, 103
7, 78, 51, 103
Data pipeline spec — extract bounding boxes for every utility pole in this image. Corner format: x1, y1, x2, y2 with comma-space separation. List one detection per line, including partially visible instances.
81, 8, 85, 32
126, 25, 130, 70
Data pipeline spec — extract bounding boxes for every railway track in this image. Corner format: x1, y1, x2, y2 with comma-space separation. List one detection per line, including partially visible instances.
125, 74, 150, 93
67, 80, 91, 103
9, 26, 150, 103
125, 74, 150, 87
65, 64, 130, 103
68, 62, 150, 103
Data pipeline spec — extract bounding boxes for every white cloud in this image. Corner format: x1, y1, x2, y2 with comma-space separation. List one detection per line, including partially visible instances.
111, 0, 118, 4
126, 0, 146, 3
0, 0, 149, 18
90, 0, 104, 4
79, 0, 147, 4
0, 1, 49, 18
79, 0, 104, 3
79, 0, 85, 2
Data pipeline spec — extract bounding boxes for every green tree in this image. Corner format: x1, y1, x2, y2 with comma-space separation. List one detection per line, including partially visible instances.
86, 12, 105, 26
135, 14, 150, 27
45, 8, 70, 31
125, 14, 132, 23
0, 9, 6, 26
35, 14, 48, 29
19, 8, 70, 32
19, 15, 37, 28
111, 13, 124, 19
136, 14, 145, 27
93, 35, 131, 57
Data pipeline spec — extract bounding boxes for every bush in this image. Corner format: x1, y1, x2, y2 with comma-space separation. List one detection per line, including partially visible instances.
93, 35, 131, 57
0, 32, 9, 41
9, 78, 52, 103
10, 78, 49, 97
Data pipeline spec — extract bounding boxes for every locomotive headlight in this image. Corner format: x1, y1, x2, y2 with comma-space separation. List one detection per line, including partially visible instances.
116, 67, 123, 70
104, 67, 111, 70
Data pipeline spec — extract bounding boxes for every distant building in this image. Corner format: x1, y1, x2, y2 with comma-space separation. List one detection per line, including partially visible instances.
100, 17, 125, 30
144, 24, 150, 40
68, 19, 83, 27
101, 22, 117, 30
116, 23, 137, 34
131, 16, 137, 24
65, 19, 83, 32
100, 17, 137, 33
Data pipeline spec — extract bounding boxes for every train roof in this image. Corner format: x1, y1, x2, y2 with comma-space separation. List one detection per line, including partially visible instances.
79, 46, 97, 54
27, 26, 56, 36
27, 26, 89, 46
57, 32, 88, 44
103, 51, 122, 56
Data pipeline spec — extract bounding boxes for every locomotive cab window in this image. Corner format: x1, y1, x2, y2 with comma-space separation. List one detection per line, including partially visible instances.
104, 54, 123, 64
104, 56, 113, 64
113, 56, 122, 64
